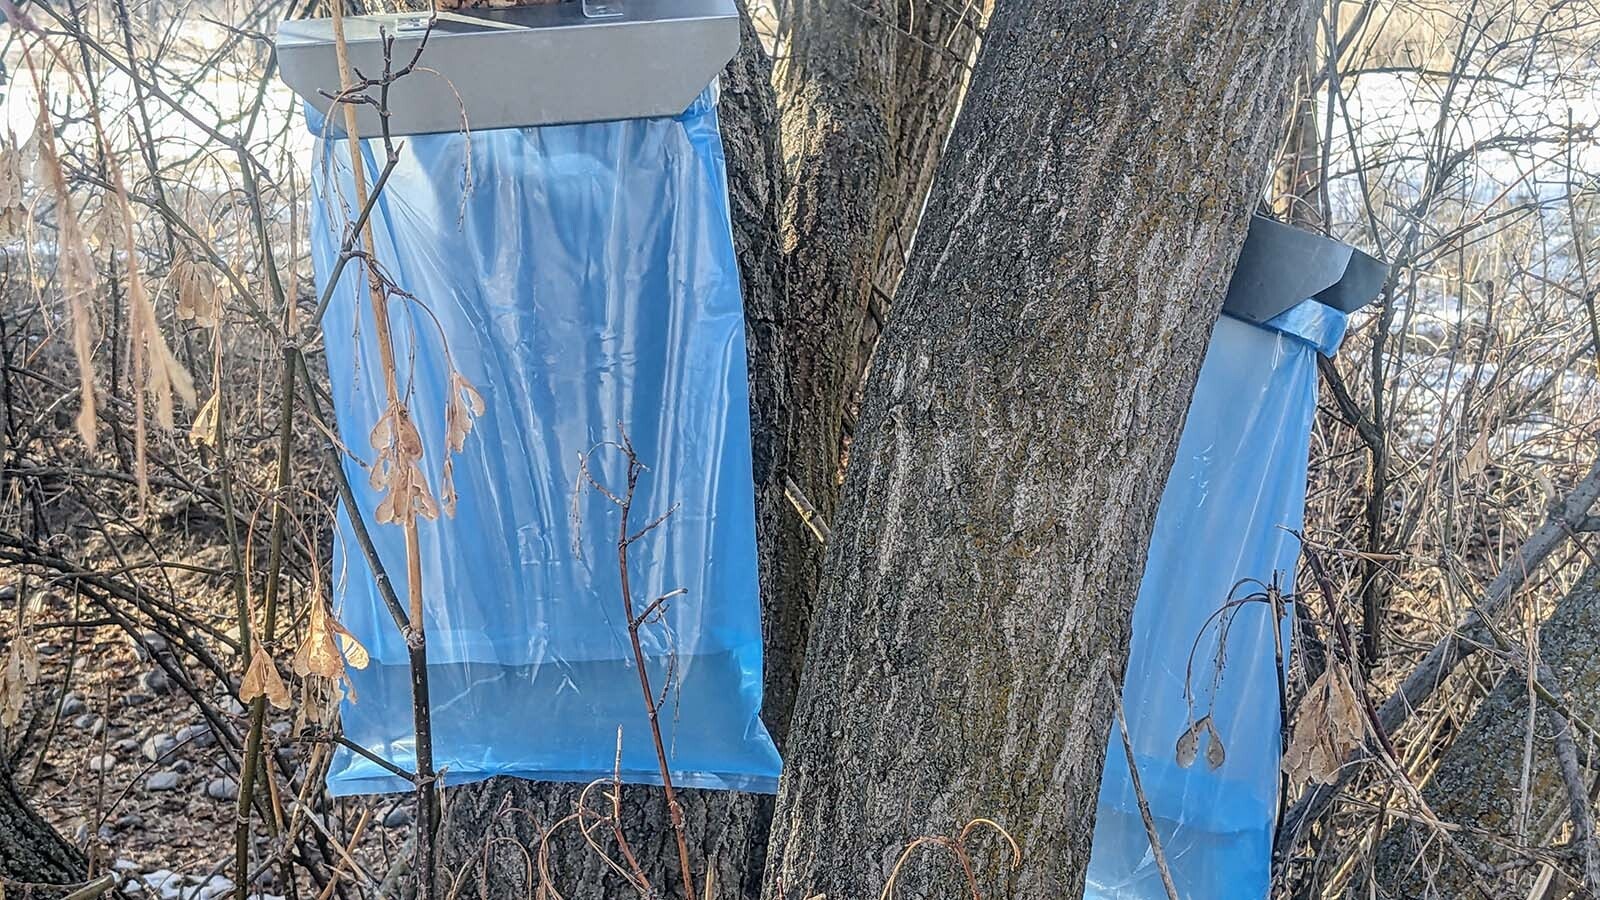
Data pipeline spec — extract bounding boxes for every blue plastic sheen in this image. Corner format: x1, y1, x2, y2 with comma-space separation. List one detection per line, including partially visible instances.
306, 91, 783, 796
1084, 301, 1348, 899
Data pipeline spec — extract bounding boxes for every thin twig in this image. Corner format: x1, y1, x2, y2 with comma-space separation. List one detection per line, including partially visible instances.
579, 430, 698, 900
326, 8, 441, 896
1113, 688, 1180, 900
784, 475, 832, 543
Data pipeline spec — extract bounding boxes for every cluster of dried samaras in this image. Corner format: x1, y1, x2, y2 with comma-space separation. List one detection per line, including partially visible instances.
241, 590, 371, 728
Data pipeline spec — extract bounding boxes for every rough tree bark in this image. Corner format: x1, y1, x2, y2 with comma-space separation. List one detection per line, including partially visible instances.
431, 13, 793, 900
763, 0, 900, 729
844, 0, 990, 437
1371, 565, 1600, 898
762, 1, 1316, 897
0, 755, 87, 886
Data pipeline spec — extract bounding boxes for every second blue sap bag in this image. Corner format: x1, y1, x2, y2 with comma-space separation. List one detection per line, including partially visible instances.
1084, 301, 1348, 899
307, 90, 782, 795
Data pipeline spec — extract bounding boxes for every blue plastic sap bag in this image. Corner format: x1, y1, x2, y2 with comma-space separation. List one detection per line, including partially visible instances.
1084, 301, 1348, 899
307, 90, 782, 796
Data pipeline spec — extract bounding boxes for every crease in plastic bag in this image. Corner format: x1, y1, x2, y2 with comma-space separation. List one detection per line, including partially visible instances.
306, 89, 783, 796
1084, 300, 1349, 900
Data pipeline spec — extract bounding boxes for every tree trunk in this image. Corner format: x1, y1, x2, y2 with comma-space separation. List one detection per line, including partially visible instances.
431, 13, 790, 900
844, 0, 991, 438
0, 756, 86, 887
763, 0, 901, 731
762, 1, 1314, 897
1371, 566, 1600, 898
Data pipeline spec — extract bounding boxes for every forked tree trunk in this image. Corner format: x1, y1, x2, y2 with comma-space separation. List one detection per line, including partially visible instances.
1371, 565, 1600, 898
843, 0, 991, 442
763, 1, 1315, 897
0, 755, 87, 886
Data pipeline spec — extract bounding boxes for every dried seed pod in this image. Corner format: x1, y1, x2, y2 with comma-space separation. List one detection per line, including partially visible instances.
370, 404, 440, 525
1203, 717, 1227, 770
172, 251, 222, 328
0, 142, 27, 233
240, 647, 291, 711
0, 642, 40, 728
445, 370, 485, 453
1175, 716, 1205, 768
189, 391, 221, 448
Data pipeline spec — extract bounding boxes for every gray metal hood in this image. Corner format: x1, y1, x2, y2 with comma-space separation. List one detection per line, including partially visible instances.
276, 0, 739, 135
